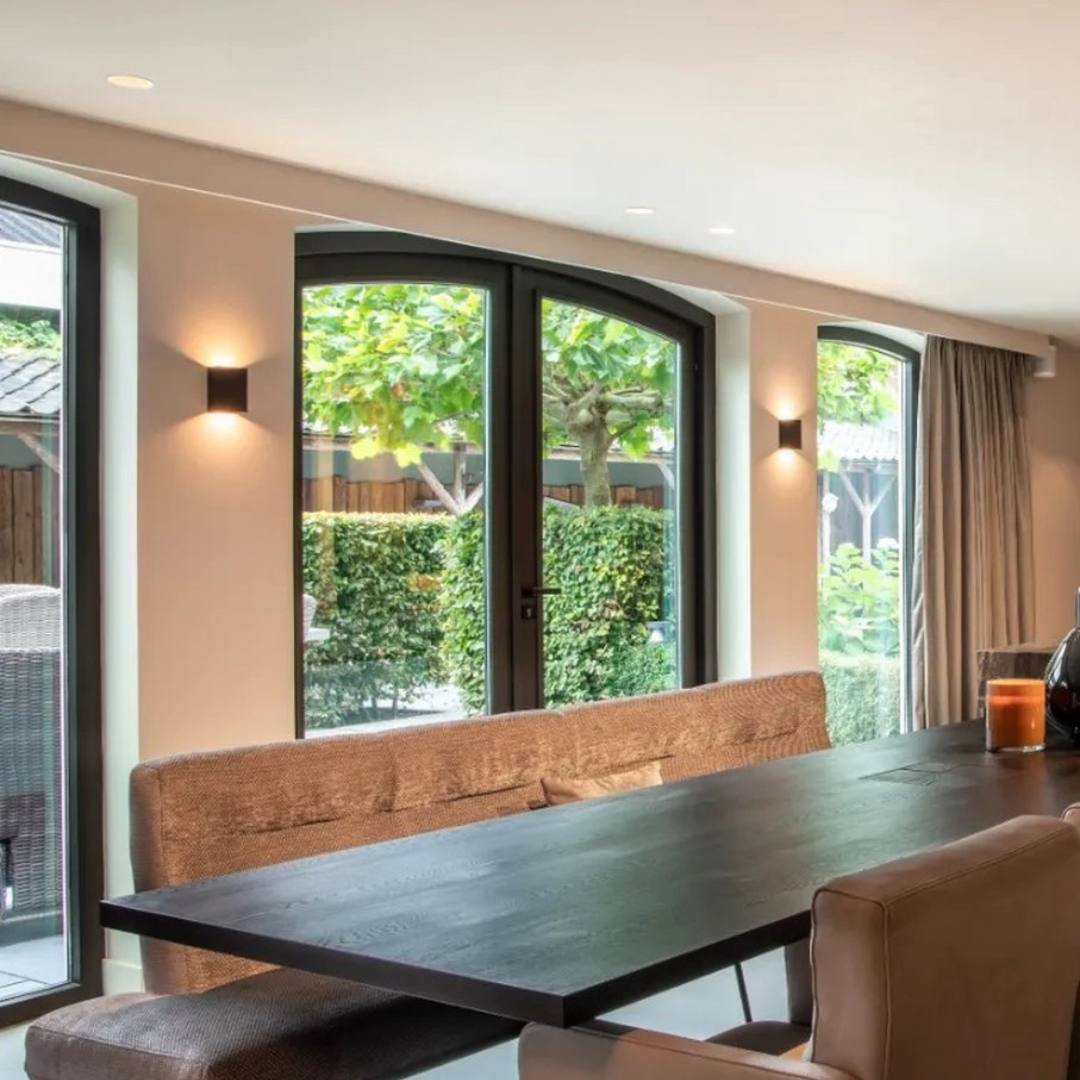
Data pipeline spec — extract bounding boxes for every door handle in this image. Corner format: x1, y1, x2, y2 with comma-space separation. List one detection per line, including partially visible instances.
520, 585, 561, 621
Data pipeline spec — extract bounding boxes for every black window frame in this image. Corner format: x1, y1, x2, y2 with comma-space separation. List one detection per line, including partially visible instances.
0, 176, 104, 1025
817, 325, 921, 735
294, 231, 716, 734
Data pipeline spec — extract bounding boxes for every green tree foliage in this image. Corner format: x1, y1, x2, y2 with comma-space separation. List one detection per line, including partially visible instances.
301, 284, 675, 510
818, 542, 900, 658
817, 341, 896, 428
541, 299, 674, 507
0, 317, 61, 355
304, 284, 487, 515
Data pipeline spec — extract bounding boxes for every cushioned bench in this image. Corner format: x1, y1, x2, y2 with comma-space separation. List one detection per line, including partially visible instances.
26, 671, 829, 1080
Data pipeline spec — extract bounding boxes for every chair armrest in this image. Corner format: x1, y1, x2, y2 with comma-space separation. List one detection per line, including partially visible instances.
519, 1022, 855, 1080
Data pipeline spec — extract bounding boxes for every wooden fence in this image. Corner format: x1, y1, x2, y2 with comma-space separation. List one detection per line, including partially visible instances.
301, 478, 666, 514
0, 466, 46, 584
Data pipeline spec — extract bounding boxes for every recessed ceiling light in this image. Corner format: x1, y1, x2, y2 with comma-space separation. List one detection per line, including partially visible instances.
709, 224, 736, 236
106, 74, 155, 90
624, 207, 655, 216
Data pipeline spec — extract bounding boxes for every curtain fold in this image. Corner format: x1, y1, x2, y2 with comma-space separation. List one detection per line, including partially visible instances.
912, 336, 1034, 728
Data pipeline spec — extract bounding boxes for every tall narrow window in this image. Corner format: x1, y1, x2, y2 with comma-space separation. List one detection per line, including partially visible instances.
300, 280, 490, 731
295, 235, 715, 737
0, 179, 102, 1023
816, 329, 918, 744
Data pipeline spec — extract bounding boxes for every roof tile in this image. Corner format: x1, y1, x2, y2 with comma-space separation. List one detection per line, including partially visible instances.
0, 353, 61, 418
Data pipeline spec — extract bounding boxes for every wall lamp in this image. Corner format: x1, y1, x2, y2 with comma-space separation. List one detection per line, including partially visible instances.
778, 418, 803, 451
207, 367, 248, 414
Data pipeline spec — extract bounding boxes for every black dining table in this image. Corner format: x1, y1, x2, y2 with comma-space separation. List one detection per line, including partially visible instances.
101, 720, 1080, 1027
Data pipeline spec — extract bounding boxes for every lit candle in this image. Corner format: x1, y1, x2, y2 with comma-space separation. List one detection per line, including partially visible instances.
986, 679, 1046, 753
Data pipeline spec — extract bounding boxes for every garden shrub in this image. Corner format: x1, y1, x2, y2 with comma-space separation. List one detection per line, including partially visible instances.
821, 651, 901, 746
301, 513, 448, 727
818, 542, 900, 658
818, 539, 902, 744
440, 505, 675, 712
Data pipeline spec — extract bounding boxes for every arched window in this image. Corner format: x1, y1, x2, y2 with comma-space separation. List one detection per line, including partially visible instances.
816, 325, 921, 743
295, 233, 716, 735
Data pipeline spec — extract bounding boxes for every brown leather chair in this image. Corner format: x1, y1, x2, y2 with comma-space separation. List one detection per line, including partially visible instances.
519, 816, 1080, 1080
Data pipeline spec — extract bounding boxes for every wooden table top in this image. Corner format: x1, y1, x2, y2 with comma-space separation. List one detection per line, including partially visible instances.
101, 721, 1080, 1026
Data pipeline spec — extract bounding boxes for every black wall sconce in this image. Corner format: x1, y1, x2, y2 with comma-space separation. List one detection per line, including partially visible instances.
207, 367, 248, 414
778, 418, 803, 451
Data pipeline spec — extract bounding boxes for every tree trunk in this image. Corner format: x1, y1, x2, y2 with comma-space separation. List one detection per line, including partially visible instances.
576, 423, 614, 507
451, 443, 466, 506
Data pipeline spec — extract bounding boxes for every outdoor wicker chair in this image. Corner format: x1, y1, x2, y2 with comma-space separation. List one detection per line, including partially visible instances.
0, 588, 63, 939
0, 645, 62, 939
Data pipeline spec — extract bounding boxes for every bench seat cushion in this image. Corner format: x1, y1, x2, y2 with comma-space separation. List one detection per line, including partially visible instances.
25, 968, 522, 1080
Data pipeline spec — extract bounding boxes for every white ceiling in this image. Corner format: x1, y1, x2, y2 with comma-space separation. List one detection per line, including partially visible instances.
3, 0, 1080, 340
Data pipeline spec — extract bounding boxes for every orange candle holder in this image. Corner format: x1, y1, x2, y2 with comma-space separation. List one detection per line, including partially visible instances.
986, 678, 1046, 753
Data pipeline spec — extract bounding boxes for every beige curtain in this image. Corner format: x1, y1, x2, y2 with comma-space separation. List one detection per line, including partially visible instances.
912, 336, 1035, 728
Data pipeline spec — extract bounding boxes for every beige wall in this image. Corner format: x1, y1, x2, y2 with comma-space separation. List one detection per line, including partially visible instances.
133, 185, 301, 758
746, 301, 823, 674
1029, 346, 1080, 643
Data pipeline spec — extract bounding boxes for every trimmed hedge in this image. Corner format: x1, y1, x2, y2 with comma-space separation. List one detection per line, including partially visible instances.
303, 507, 676, 726
302, 513, 903, 740
441, 506, 676, 712
821, 650, 901, 746
301, 513, 446, 727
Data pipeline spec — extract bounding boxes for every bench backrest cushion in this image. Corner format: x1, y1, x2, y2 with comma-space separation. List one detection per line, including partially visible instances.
130, 672, 828, 993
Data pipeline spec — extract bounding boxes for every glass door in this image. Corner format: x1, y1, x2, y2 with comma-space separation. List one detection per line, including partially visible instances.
535, 295, 681, 707
296, 235, 714, 734
0, 178, 102, 1024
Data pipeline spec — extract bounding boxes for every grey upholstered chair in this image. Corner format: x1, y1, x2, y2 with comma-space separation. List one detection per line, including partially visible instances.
519, 816, 1080, 1080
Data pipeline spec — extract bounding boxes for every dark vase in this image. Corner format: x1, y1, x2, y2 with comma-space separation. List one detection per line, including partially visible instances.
1046, 588, 1080, 745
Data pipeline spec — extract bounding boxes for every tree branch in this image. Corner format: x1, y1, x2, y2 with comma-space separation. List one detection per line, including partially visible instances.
416, 460, 464, 515
16, 433, 59, 473
601, 389, 665, 414
462, 482, 485, 513
609, 420, 641, 442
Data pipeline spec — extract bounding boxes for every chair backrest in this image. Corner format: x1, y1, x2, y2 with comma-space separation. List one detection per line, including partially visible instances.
0, 584, 52, 597
0, 588, 61, 649
129, 671, 829, 994
809, 816, 1080, 1080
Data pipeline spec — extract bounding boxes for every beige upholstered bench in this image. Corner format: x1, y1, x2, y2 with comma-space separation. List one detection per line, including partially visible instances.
26, 671, 829, 1080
